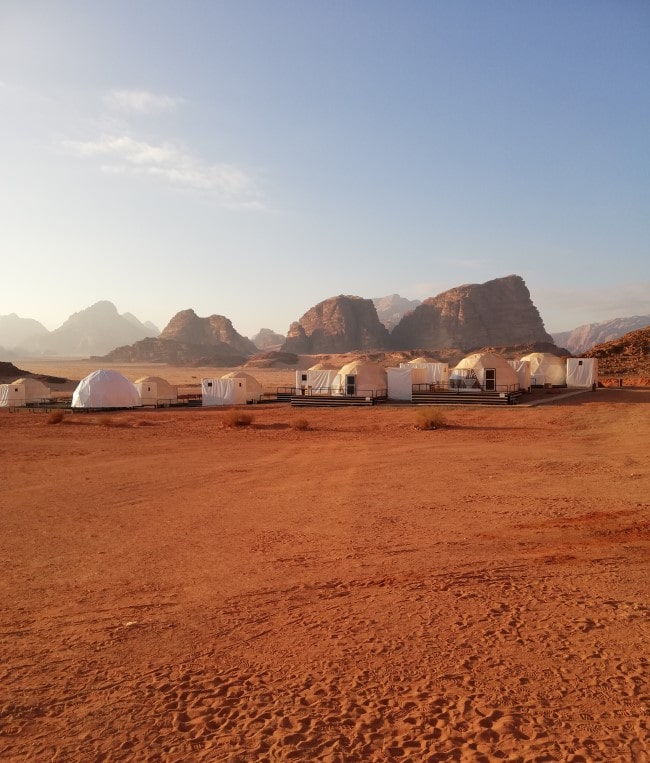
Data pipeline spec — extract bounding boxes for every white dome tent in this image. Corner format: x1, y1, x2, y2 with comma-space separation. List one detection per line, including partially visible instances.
295, 363, 339, 396
72, 370, 141, 409
334, 361, 387, 399
222, 371, 262, 403
521, 353, 567, 387
135, 376, 178, 407
450, 353, 519, 392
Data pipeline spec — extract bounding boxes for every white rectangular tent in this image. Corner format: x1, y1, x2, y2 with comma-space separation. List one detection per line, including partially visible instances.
566, 358, 598, 388
0, 384, 25, 407
0, 378, 50, 407
294, 369, 339, 396
202, 378, 247, 406
387, 367, 413, 401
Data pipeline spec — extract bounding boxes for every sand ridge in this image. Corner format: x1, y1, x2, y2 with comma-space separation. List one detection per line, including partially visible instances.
1, 390, 648, 761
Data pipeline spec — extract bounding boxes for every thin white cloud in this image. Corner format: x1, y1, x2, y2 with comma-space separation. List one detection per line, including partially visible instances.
104, 89, 184, 114
64, 135, 264, 208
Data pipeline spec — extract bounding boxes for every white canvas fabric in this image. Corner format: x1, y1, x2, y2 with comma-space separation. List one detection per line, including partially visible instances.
295, 369, 338, 395
566, 358, 598, 388
135, 376, 178, 406
333, 361, 388, 397
202, 378, 236, 405
221, 372, 262, 403
521, 353, 567, 386
0, 377, 50, 406
72, 370, 140, 408
508, 360, 532, 392
387, 367, 413, 401
451, 353, 519, 391
400, 362, 449, 385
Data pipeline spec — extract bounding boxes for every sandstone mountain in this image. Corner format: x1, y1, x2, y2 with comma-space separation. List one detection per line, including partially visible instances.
0, 313, 49, 350
584, 326, 650, 379
372, 294, 422, 330
16, 301, 159, 357
160, 309, 257, 356
252, 328, 286, 350
282, 296, 390, 354
390, 275, 553, 351
97, 309, 257, 366
552, 315, 650, 355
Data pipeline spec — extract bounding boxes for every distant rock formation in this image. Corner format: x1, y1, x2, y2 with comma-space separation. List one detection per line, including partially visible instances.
282, 296, 390, 354
245, 351, 299, 368
552, 316, 650, 355
584, 326, 650, 378
390, 275, 553, 351
17, 301, 159, 357
96, 337, 247, 367
372, 294, 422, 330
251, 328, 286, 350
97, 309, 257, 365
160, 309, 257, 356
0, 313, 49, 350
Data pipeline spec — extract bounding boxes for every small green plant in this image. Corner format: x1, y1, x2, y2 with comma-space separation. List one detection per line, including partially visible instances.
414, 407, 446, 430
221, 409, 254, 428
292, 418, 310, 431
46, 410, 65, 425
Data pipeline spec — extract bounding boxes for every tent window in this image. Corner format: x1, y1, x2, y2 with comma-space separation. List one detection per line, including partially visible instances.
578, 360, 583, 366
301, 374, 307, 381
207, 381, 213, 388
485, 369, 496, 391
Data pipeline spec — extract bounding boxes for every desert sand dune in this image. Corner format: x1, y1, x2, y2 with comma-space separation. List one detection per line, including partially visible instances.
0, 389, 648, 761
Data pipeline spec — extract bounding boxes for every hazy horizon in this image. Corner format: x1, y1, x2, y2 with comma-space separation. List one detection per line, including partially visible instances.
1, 2, 648, 337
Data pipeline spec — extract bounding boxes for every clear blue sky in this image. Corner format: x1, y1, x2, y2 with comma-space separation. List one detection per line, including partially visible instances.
1, 0, 648, 338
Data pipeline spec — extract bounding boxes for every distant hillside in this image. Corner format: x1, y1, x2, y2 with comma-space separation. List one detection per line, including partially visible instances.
552, 316, 650, 354
252, 328, 286, 350
584, 326, 650, 379
12, 301, 159, 357
372, 294, 421, 330
0, 313, 49, 349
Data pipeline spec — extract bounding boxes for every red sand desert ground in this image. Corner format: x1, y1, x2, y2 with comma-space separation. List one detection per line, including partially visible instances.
1, 388, 648, 762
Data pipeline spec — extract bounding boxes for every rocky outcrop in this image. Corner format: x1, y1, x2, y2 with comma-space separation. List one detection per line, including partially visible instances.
160, 309, 257, 356
584, 326, 650, 378
95, 337, 247, 367
552, 316, 650, 355
251, 328, 286, 350
282, 296, 390, 354
372, 294, 422, 330
390, 275, 553, 351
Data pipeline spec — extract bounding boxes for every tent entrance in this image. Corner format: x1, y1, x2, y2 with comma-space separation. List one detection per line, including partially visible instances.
345, 375, 356, 395
485, 369, 496, 391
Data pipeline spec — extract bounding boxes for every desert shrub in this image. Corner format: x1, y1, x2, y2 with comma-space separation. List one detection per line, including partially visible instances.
46, 410, 65, 425
414, 407, 446, 430
221, 409, 254, 428
98, 415, 131, 428
292, 418, 310, 431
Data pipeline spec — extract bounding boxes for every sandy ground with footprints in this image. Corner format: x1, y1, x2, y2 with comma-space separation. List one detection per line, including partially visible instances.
1, 381, 648, 762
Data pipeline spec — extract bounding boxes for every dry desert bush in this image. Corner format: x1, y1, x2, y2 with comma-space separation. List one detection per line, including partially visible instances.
292, 418, 310, 431
45, 410, 65, 425
414, 406, 447, 430
221, 409, 255, 428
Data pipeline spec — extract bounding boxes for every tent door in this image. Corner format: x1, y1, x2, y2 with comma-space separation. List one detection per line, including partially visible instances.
345, 375, 356, 395
485, 369, 496, 391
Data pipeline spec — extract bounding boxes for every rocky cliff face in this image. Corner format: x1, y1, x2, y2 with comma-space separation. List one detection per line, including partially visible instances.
372, 294, 422, 330
390, 275, 553, 351
160, 309, 257, 356
552, 316, 650, 355
0, 314, 49, 350
282, 296, 390, 354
